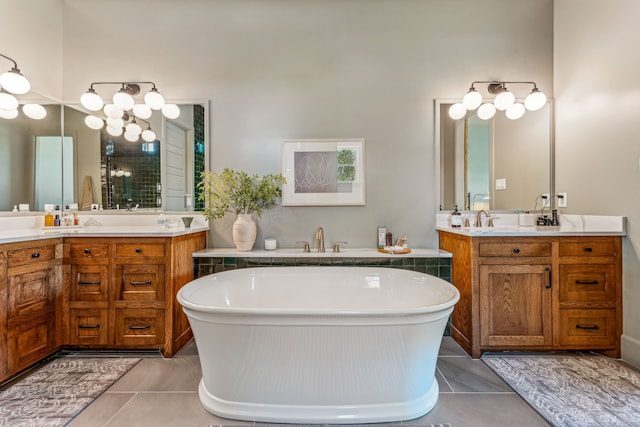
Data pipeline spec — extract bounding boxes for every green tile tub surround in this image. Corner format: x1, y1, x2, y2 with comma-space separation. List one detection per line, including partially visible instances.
193, 256, 452, 282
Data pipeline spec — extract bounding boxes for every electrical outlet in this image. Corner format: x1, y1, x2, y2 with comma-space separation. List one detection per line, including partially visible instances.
558, 192, 567, 208
542, 193, 550, 208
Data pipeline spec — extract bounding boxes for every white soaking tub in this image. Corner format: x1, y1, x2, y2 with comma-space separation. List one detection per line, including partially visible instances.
177, 266, 459, 424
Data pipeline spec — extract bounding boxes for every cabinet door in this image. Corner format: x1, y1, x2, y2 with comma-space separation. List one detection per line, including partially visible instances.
7, 268, 56, 318
480, 264, 553, 348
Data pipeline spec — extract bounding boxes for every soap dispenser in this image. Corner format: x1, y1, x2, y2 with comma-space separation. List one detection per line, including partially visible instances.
44, 209, 54, 227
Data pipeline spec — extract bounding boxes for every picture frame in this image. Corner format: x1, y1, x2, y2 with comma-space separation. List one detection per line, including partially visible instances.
281, 138, 365, 206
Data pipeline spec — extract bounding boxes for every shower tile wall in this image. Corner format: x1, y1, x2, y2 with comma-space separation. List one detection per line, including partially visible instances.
193, 104, 206, 211
100, 133, 161, 209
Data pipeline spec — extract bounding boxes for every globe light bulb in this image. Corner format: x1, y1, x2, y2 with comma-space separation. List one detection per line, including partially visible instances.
132, 103, 152, 119
0, 68, 30, 95
113, 90, 135, 111
477, 103, 496, 120
524, 88, 547, 111
106, 125, 123, 136
126, 121, 142, 135
106, 117, 124, 128
141, 129, 156, 142
84, 114, 104, 129
462, 89, 483, 110
125, 131, 140, 142
22, 104, 47, 120
0, 108, 18, 119
162, 103, 180, 119
0, 91, 19, 110
80, 89, 104, 111
505, 102, 526, 120
448, 103, 466, 120
104, 104, 124, 119
144, 88, 165, 110
493, 90, 515, 111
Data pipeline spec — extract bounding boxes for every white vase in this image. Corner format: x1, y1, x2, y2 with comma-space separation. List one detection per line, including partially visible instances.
232, 213, 257, 251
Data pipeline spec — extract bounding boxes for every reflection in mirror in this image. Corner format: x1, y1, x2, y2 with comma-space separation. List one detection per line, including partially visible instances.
0, 103, 64, 211
64, 103, 207, 211
438, 100, 553, 212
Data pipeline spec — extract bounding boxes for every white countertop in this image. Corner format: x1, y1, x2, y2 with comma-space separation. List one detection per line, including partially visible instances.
0, 213, 209, 244
436, 213, 626, 237
193, 248, 451, 258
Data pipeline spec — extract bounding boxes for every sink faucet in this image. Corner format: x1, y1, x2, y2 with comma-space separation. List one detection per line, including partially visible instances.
315, 227, 325, 253
475, 210, 494, 227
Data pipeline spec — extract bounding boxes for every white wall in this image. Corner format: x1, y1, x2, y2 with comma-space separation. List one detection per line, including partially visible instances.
0, 0, 63, 99
60, 0, 553, 249
554, 0, 640, 366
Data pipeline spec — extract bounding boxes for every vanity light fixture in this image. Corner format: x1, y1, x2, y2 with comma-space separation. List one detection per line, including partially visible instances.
0, 52, 47, 120
80, 81, 179, 118
84, 111, 157, 143
449, 80, 547, 121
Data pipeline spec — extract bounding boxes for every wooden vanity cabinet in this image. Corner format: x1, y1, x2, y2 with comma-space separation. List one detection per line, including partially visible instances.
63, 232, 206, 357
0, 238, 62, 383
438, 231, 622, 359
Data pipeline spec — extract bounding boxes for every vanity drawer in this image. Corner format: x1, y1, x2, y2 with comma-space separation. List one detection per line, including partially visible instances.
69, 308, 109, 345
70, 264, 109, 301
559, 264, 616, 304
8, 244, 56, 267
558, 309, 616, 347
69, 243, 109, 259
478, 242, 551, 257
115, 243, 165, 258
558, 241, 616, 257
115, 308, 165, 347
116, 264, 165, 301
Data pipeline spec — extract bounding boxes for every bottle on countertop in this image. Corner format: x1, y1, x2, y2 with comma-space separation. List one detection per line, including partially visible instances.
54, 214, 61, 227
451, 205, 462, 228
377, 225, 387, 249
385, 231, 393, 247
157, 212, 166, 226
44, 209, 54, 227
12, 205, 18, 212
551, 209, 559, 226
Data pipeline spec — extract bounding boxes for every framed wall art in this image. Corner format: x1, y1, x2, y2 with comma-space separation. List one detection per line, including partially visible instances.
281, 139, 365, 206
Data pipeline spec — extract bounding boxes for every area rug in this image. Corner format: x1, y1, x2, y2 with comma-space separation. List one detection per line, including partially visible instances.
0, 357, 140, 426
483, 353, 640, 427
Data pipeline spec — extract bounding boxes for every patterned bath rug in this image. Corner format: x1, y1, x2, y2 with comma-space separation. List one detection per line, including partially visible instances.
0, 357, 140, 426
482, 353, 640, 427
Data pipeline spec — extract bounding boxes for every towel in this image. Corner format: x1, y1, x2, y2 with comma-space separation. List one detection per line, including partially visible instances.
79, 175, 94, 211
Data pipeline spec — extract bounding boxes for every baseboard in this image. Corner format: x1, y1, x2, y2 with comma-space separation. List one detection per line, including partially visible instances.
621, 333, 640, 369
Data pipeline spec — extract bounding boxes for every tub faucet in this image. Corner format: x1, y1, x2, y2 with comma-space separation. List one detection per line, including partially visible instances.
475, 210, 494, 227
315, 227, 325, 253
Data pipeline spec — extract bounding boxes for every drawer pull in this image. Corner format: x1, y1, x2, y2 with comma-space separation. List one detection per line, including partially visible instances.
129, 324, 151, 330
576, 280, 599, 285
79, 324, 101, 329
79, 280, 101, 285
31, 252, 40, 258
584, 247, 593, 252
576, 324, 599, 330
84, 248, 92, 254
130, 280, 152, 286
545, 267, 552, 289
513, 248, 520, 253
135, 248, 142, 253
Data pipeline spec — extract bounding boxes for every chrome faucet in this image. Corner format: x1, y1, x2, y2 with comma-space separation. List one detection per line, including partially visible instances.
315, 227, 325, 253
475, 210, 494, 227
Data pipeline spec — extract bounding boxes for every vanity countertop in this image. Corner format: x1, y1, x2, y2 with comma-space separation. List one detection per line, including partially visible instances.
0, 214, 209, 244
193, 247, 451, 258
436, 214, 626, 237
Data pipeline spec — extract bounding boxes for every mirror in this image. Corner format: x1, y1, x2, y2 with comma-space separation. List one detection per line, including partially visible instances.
64, 102, 208, 211
0, 102, 66, 211
437, 99, 553, 212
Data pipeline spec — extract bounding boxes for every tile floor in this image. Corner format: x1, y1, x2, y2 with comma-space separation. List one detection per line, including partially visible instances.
68, 337, 549, 427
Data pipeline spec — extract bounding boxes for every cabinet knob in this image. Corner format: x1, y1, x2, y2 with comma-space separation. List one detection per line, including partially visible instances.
31, 252, 40, 258
513, 248, 520, 253
135, 248, 142, 253
84, 248, 91, 254
584, 247, 593, 252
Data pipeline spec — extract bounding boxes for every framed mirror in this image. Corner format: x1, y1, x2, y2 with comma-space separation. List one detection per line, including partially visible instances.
0, 101, 65, 212
436, 99, 554, 212
63, 102, 208, 211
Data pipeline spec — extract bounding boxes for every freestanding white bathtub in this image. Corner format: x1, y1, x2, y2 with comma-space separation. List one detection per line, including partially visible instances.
177, 266, 459, 424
